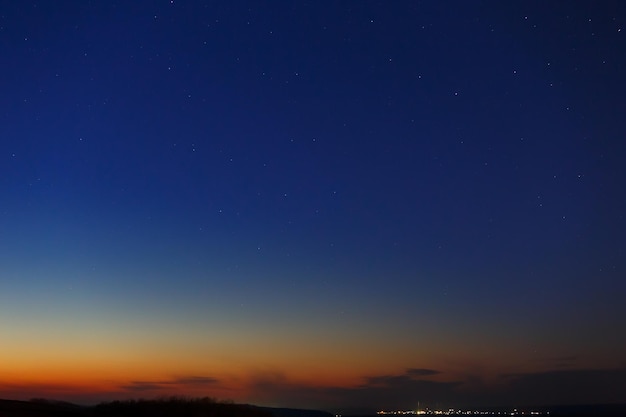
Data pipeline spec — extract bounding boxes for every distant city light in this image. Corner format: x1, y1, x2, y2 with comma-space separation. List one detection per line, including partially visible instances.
376, 408, 548, 416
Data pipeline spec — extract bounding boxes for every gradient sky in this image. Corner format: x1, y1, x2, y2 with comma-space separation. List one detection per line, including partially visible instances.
1, 0, 626, 412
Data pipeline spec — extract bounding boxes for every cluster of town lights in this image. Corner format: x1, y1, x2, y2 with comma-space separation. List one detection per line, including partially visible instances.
376, 409, 547, 415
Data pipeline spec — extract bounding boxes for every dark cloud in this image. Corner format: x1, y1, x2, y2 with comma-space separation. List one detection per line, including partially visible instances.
120, 375, 220, 392
363, 374, 413, 387
173, 376, 219, 386
406, 368, 442, 377
548, 356, 578, 362
120, 382, 166, 392
363, 368, 442, 387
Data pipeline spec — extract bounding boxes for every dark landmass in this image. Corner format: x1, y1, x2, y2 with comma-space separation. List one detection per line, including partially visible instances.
0, 397, 254, 417
260, 407, 334, 417
346, 403, 626, 417
0, 398, 334, 417
541, 403, 626, 416
0, 398, 84, 417
3, 398, 625, 417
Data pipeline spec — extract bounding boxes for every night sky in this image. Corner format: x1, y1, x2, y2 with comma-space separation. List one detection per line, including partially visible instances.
1, 0, 626, 412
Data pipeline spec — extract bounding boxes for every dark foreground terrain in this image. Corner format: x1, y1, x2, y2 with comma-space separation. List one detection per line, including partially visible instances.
0, 398, 334, 417
3, 398, 625, 417
539, 403, 626, 416
347, 404, 626, 417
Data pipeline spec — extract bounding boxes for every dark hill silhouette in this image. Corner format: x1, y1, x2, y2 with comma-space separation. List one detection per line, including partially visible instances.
0, 397, 334, 417
0, 398, 84, 417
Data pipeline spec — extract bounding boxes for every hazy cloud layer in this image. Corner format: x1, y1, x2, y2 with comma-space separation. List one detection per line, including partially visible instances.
534, 355, 579, 369
246, 368, 461, 412
3, 368, 625, 411
499, 368, 626, 405
245, 367, 626, 412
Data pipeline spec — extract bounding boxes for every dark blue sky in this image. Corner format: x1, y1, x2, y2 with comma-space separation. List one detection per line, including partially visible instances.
1, 0, 625, 411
